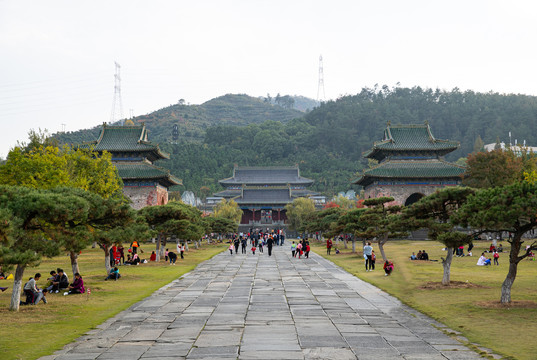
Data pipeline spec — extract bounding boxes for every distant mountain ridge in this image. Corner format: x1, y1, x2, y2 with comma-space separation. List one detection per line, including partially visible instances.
54, 93, 308, 145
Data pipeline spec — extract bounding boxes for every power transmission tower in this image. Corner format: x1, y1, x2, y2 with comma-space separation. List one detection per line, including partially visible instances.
110, 62, 124, 125
317, 55, 325, 102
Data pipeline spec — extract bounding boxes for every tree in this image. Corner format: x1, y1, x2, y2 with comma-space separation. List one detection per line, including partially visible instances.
285, 197, 316, 234
139, 202, 204, 259
213, 199, 242, 223
204, 216, 237, 236
0, 138, 125, 275
305, 207, 343, 240
452, 181, 537, 303
0, 186, 91, 311
332, 208, 367, 253
400, 187, 475, 285
473, 135, 484, 153
463, 149, 533, 189
355, 197, 405, 262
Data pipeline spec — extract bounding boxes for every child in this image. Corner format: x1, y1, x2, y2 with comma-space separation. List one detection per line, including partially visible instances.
371, 251, 376, 270
291, 242, 296, 257
180, 243, 185, 259
251, 246, 256, 255
165, 249, 169, 261
258, 241, 264, 253
335, 248, 340, 254
229, 243, 234, 255
297, 242, 303, 259
493, 250, 499, 265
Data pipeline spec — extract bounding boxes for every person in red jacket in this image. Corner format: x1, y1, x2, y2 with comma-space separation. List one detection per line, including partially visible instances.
383, 260, 394, 276
305, 242, 311, 259
327, 239, 333, 255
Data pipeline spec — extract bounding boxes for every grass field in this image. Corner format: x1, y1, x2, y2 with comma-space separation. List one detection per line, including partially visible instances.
0, 242, 226, 360
311, 239, 537, 360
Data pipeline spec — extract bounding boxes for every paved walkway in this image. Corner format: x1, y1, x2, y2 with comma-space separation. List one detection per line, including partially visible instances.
43, 246, 486, 360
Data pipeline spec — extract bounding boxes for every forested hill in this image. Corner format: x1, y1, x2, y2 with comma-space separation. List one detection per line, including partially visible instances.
53, 94, 304, 145
157, 86, 537, 196
53, 87, 537, 197
300, 86, 537, 161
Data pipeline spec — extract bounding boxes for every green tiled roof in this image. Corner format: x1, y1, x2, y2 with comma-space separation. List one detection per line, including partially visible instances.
88, 124, 169, 160
353, 159, 465, 187
115, 162, 182, 187
364, 123, 459, 160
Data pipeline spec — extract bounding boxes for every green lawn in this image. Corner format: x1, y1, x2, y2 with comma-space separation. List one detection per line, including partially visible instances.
0, 242, 226, 360
311, 239, 537, 360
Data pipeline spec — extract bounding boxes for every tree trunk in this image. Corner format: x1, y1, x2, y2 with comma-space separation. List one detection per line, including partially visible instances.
441, 247, 453, 285
103, 245, 111, 275
351, 236, 356, 253
185, 241, 189, 251
155, 233, 161, 262
194, 240, 199, 249
160, 236, 167, 259
9, 264, 25, 311
343, 237, 348, 249
70, 251, 80, 278
378, 234, 389, 262
501, 235, 522, 303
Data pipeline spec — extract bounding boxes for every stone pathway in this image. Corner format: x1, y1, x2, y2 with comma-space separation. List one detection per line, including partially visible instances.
42, 246, 487, 360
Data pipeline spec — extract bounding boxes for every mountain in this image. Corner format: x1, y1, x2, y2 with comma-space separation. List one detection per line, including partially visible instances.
53, 94, 304, 145
158, 86, 537, 196
54, 87, 537, 197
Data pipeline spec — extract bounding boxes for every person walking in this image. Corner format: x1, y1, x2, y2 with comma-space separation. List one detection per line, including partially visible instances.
327, 238, 333, 255
241, 237, 247, 254
371, 250, 376, 270
291, 242, 297, 258
297, 241, 303, 259
363, 242, 373, 271
493, 250, 499, 265
305, 242, 310, 259
234, 238, 240, 254
267, 236, 274, 257
229, 243, 234, 255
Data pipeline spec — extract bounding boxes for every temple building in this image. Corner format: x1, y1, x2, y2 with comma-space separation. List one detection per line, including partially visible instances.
88, 123, 181, 209
353, 122, 465, 206
214, 166, 322, 230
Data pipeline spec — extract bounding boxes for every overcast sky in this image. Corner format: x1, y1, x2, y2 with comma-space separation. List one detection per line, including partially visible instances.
1, 0, 536, 157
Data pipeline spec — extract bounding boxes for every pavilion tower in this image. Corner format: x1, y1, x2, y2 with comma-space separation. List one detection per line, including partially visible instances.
88, 123, 181, 209
353, 122, 465, 206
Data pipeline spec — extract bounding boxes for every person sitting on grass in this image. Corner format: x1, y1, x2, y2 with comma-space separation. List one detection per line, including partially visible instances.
419, 250, 429, 261
45, 270, 58, 292
24, 273, 47, 304
105, 267, 121, 281
477, 253, 492, 266
168, 251, 177, 265
64, 273, 85, 295
149, 251, 157, 262
47, 269, 69, 293
383, 261, 394, 276
410, 252, 417, 260
497, 244, 503, 252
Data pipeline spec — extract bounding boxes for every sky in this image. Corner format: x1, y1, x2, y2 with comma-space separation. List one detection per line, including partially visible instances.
1, 0, 537, 158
